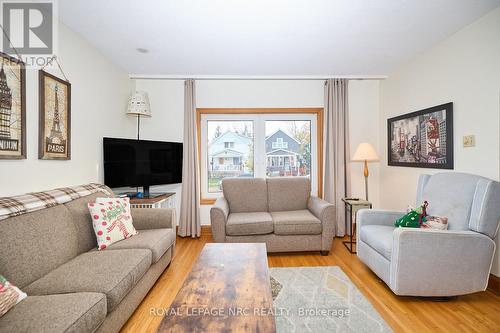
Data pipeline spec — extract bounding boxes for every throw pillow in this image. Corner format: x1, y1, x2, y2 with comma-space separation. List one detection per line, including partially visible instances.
95, 197, 133, 216
421, 216, 449, 230
95, 197, 136, 232
0, 275, 27, 317
88, 198, 137, 250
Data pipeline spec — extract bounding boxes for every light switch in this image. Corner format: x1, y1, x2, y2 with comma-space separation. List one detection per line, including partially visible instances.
463, 135, 475, 147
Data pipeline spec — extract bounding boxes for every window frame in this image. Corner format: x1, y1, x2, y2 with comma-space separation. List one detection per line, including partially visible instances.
197, 108, 323, 205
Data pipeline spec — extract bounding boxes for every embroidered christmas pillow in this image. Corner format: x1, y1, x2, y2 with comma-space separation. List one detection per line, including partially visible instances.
0, 274, 27, 317
88, 198, 137, 250
95, 197, 133, 216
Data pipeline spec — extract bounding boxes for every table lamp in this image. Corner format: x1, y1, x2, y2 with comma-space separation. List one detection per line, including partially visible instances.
127, 91, 151, 139
352, 143, 379, 201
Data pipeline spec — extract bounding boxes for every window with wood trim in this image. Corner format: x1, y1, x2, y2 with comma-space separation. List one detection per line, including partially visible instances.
197, 108, 323, 204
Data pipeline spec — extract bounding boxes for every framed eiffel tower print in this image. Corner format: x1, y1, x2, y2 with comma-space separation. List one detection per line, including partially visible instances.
0, 52, 26, 159
39, 70, 71, 160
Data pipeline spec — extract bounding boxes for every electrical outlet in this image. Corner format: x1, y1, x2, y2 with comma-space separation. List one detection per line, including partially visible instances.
463, 135, 475, 147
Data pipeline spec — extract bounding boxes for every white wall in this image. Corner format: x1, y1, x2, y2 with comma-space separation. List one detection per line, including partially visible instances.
131, 79, 184, 221
378, 7, 500, 276
196, 80, 324, 108
197, 80, 325, 225
131, 79, 381, 225
349, 81, 380, 206
0, 22, 134, 195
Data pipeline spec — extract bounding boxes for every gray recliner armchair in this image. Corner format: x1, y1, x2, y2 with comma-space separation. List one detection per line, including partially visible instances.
357, 172, 500, 297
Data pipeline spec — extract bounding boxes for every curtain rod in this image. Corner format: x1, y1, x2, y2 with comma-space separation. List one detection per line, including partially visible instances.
128, 74, 387, 81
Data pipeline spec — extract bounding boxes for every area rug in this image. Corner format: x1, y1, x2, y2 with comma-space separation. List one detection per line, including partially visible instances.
269, 266, 392, 333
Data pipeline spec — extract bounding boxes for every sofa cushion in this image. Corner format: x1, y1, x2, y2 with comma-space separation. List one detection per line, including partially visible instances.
25, 249, 152, 313
272, 210, 322, 235
65, 192, 111, 254
222, 178, 268, 213
0, 204, 78, 289
104, 229, 175, 263
267, 177, 311, 212
226, 212, 273, 236
0, 293, 106, 333
359, 225, 395, 260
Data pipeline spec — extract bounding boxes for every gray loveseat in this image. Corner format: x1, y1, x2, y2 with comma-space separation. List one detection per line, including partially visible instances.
210, 177, 335, 254
357, 172, 500, 297
0, 187, 176, 333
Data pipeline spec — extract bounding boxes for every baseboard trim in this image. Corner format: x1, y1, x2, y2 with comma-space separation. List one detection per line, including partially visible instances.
201, 225, 212, 236
487, 274, 499, 295
175, 225, 212, 237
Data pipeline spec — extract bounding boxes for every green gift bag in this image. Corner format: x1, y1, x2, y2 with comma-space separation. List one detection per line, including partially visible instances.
394, 201, 428, 228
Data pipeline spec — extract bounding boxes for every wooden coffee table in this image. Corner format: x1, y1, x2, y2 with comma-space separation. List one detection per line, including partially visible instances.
157, 243, 276, 333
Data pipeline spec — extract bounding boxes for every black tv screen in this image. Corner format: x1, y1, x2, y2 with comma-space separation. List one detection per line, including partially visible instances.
103, 137, 183, 188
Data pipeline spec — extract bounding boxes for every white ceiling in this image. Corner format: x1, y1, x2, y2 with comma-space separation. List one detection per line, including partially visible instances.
59, 0, 500, 76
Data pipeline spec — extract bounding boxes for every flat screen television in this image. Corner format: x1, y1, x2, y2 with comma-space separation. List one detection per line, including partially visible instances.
103, 137, 182, 196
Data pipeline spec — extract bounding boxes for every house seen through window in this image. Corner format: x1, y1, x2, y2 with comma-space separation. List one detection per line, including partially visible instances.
201, 113, 317, 197
224, 141, 235, 149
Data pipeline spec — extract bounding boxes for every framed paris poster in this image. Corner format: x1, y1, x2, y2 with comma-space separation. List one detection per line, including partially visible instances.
39, 70, 71, 160
387, 102, 453, 169
0, 52, 26, 159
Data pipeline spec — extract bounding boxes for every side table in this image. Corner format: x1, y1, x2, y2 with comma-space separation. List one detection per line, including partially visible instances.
129, 193, 176, 209
342, 198, 372, 254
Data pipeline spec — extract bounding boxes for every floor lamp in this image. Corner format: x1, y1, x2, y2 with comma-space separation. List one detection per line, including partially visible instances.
127, 91, 151, 196
352, 143, 379, 201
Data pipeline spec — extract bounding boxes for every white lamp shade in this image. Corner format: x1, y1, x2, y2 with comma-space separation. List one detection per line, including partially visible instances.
127, 91, 151, 117
352, 143, 379, 162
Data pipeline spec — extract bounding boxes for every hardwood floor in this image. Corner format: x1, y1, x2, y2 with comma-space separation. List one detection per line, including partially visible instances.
121, 236, 500, 333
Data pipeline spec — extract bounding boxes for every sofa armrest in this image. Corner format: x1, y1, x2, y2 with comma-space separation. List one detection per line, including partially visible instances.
131, 208, 175, 230
357, 209, 404, 228
390, 228, 496, 296
210, 197, 229, 242
308, 196, 335, 252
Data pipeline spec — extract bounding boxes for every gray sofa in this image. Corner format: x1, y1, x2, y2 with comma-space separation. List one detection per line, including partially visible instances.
210, 177, 335, 254
357, 172, 500, 297
0, 188, 176, 333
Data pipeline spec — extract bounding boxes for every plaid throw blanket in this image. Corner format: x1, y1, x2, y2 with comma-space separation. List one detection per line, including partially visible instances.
0, 183, 112, 221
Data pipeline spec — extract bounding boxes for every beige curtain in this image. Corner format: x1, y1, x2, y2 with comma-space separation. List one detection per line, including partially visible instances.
323, 79, 351, 236
178, 79, 201, 237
